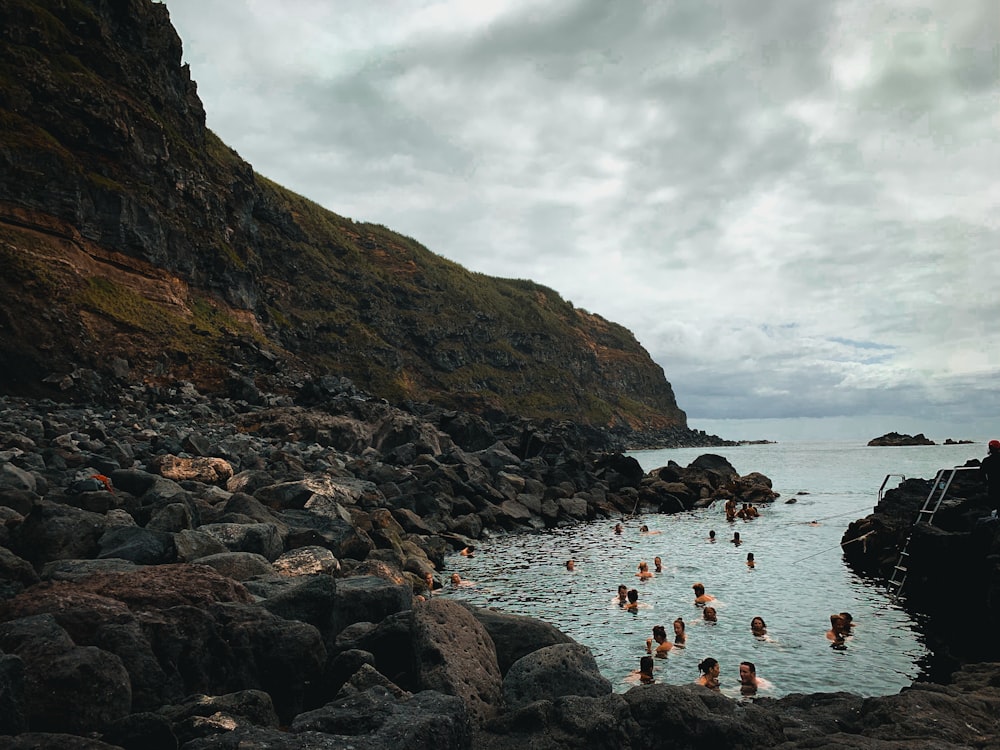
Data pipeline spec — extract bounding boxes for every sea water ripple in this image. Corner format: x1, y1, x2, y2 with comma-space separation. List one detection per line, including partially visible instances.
440, 441, 987, 698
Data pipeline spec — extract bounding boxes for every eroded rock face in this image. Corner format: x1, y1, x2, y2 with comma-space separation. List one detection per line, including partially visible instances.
411, 598, 503, 724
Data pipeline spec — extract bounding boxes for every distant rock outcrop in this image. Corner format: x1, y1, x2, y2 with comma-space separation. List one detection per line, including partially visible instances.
867, 432, 936, 446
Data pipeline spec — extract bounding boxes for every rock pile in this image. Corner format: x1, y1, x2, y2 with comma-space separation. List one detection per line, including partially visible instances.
3, 379, 996, 747
0, 377, 780, 747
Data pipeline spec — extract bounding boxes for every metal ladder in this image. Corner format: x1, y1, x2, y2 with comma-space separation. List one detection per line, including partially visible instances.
887, 466, 977, 593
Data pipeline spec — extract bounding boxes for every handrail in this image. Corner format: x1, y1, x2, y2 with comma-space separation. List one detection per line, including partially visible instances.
877, 474, 906, 503
887, 465, 978, 595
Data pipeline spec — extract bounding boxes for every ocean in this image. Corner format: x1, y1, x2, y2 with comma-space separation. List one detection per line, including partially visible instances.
440, 440, 989, 699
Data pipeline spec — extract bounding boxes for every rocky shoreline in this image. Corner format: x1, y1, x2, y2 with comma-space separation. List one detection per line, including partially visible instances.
1, 379, 999, 748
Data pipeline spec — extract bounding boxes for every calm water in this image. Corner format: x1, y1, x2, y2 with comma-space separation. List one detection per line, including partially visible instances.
441, 441, 987, 698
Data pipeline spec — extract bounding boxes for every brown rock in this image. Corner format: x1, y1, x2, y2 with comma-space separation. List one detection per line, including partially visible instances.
150, 454, 235, 484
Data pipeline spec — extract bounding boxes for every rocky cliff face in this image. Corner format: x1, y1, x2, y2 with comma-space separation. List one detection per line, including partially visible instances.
0, 0, 686, 431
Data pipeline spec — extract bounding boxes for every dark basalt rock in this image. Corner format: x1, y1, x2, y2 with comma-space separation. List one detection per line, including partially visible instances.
867, 432, 937, 446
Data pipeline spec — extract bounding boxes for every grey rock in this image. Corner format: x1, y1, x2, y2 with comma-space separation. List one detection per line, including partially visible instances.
503, 643, 611, 710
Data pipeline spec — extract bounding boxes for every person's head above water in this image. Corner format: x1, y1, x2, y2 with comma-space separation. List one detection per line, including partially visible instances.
692, 582, 706, 596
627, 589, 639, 603
739, 661, 757, 685
651, 624, 667, 642
673, 617, 686, 640
698, 657, 719, 675
639, 655, 655, 682
703, 606, 717, 622
751, 616, 767, 634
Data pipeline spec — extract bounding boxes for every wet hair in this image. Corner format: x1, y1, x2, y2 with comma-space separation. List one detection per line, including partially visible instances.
709, 530, 716, 537
747, 552, 755, 561
652, 625, 667, 640
627, 589, 639, 603
703, 606, 717, 621
751, 616, 767, 630
840, 612, 854, 627
618, 584, 628, 594
640, 524, 649, 532
698, 657, 718, 674
740, 661, 756, 674
639, 655, 654, 677
692, 583, 705, 596
638, 561, 648, 571
673, 617, 686, 633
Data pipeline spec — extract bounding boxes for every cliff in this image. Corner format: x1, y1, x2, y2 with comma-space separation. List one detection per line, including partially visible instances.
0, 0, 686, 431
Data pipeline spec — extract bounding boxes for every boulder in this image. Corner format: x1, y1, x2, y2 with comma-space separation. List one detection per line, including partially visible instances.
503, 643, 611, 710
0, 614, 131, 733
411, 598, 502, 723
198, 522, 284, 561
195, 551, 274, 581
150, 454, 235, 484
462, 604, 576, 675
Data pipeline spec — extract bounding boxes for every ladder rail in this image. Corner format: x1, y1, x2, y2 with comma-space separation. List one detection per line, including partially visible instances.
886, 466, 978, 594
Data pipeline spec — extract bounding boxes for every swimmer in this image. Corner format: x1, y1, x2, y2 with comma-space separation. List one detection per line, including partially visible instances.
637, 561, 653, 580
725, 498, 737, 521
703, 606, 718, 623
450, 573, 462, 586
624, 588, 640, 612
614, 523, 623, 535
807, 520, 821, 526
750, 616, 767, 637
654, 556, 663, 573
692, 582, 715, 606
566, 559, 575, 571
640, 524, 662, 535
626, 655, 656, 685
731, 531, 742, 546
459, 546, 475, 556
708, 530, 717, 543
738, 661, 772, 695
616, 584, 629, 605
423, 571, 437, 593
827, 613, 847, 645
672, 617, 686, 647
696, 657, 720, 689
747, 503, 759, 518
646, 624, 673, 657
746, 552, 755, 569
839, 612, 855, 634
639, 655, 655, 684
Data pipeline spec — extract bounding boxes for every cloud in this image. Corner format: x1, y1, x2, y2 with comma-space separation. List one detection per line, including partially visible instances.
162, 0, 1000, 435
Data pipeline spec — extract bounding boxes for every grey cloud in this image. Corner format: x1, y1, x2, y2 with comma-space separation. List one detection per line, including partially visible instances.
161, 0, 999, 434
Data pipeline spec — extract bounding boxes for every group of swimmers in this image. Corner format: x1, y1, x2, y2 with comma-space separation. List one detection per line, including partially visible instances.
615, 507, 849, 694
725, 498, 760, 522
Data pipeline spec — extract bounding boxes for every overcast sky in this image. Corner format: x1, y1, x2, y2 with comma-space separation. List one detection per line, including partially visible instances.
161, 0, 999, 441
